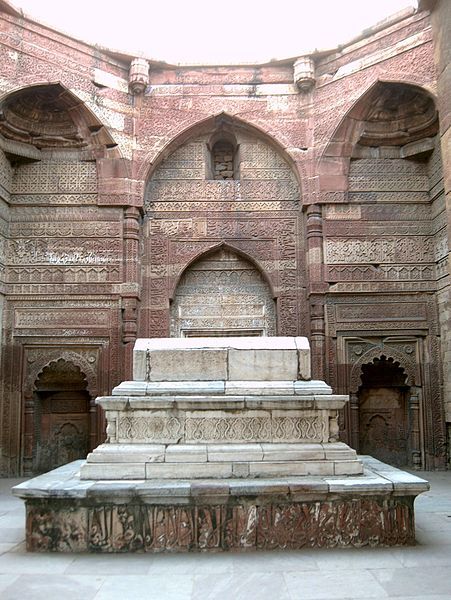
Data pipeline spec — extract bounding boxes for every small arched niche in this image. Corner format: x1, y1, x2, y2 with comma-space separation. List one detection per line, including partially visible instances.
207, 130, 239, 180
0, 83, 118, 161
170, 247, 276, 337
32, 359, 91, 473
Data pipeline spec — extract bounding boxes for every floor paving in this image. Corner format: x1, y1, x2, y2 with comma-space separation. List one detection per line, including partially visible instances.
0, 470, 450, 599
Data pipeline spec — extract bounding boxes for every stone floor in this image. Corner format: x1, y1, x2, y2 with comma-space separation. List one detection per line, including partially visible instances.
0, 471, 450, 600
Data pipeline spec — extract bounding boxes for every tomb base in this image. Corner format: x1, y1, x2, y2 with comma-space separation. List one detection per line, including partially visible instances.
13, 457, 428, 552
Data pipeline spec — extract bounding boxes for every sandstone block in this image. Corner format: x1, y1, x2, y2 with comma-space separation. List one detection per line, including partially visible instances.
207, 443, 263, 462
165, 445, 208, 463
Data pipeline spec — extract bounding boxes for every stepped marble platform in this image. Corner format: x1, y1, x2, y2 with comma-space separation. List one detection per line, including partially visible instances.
13, 337, 429, 552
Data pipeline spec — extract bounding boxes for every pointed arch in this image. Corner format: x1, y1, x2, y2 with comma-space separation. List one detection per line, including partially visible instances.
169, 241, 277, 301
320, 80, 438, 163
139, 111, 304, 193
317, 79, 439, 198
0, 82, 120, 157
169, 244, 277, 337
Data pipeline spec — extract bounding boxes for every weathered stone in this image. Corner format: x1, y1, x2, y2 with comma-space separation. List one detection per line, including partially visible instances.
12, 458, 428, 552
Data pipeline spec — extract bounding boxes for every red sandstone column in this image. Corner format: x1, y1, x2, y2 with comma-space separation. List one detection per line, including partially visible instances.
349, 392, 360, 451
409, 388, 422, 469
122, 206, 141, 379
306, 205, 327, 380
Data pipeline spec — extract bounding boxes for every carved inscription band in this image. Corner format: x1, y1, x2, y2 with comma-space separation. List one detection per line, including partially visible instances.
25, 498, 415, 552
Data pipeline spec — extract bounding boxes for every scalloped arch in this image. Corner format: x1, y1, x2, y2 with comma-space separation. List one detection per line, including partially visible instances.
27, 350, 98, 397
349, 347, 417, 394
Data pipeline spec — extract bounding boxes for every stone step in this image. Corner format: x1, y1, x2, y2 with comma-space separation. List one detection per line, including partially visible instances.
80, 458, 363, 480
80, 442, 363, 480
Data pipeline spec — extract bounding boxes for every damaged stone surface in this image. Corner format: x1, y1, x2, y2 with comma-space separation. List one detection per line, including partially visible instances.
13, 458, 428, 552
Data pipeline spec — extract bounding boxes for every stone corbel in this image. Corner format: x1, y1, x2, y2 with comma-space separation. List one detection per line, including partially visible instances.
128, 58, 150, 95
294, 56, 315, 92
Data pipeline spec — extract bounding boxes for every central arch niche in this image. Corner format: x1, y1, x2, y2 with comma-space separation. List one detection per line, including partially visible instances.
170, 247, 276, 337
142, 113, 304, 340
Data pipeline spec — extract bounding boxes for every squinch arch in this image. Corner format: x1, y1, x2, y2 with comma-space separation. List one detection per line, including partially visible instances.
0, 83, 119, 157
318, 81, 439, 194
321, 80, 438, 162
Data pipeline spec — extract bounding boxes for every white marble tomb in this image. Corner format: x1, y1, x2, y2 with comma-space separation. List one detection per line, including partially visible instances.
80, 337, 363, 480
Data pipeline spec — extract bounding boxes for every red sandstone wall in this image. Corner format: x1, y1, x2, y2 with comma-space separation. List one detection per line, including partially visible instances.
0, 4, 448, 474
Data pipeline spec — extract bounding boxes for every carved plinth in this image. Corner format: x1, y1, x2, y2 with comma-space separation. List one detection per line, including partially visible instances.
14, 458, 428, 552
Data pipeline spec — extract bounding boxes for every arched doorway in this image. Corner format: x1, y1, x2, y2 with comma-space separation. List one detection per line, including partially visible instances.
32, 359, 91, 473
357, 356, 412, 467
170, 247, 276, 337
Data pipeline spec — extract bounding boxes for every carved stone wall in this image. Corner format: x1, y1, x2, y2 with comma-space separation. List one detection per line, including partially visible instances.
427, 0, 451, 434
0, 3, 449, 474
170, 247, 276, 337
0, 152, 124, 475
320, 79, 447, 468
143, 129, 304, 339
429, 141, 451, 442
0, 148, 11, 389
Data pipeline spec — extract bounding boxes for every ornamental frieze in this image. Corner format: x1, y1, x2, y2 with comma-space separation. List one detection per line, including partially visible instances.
117, 414, 327, 444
